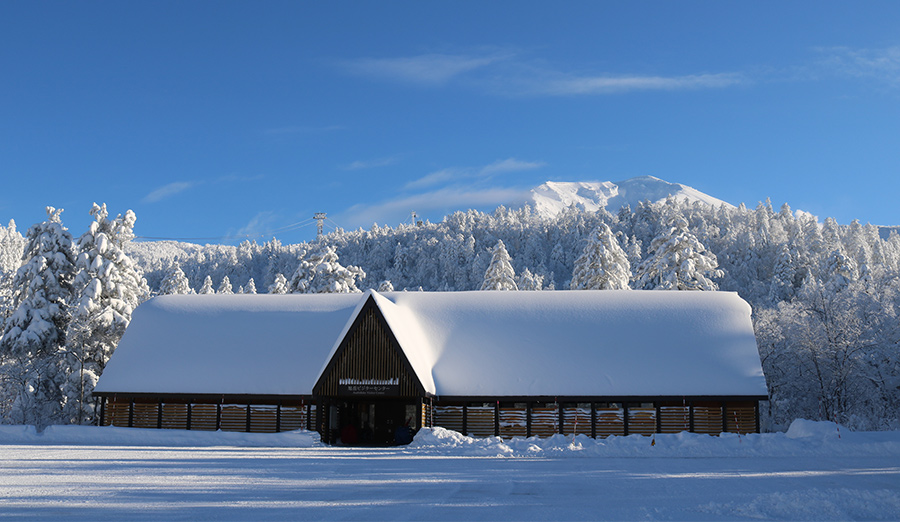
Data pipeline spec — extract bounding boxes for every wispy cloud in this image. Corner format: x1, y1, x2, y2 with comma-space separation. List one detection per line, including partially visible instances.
817, 46, 900, 88
345, 53, 507, 85
339, 186, 532, 229
342, 156, 400, 171
405, 158, 546, 190
527, 72, 744, 96
143, 175, 263, 204
143, 181, 196, 203
232, 211, 279, 239
343, 50, 744, 96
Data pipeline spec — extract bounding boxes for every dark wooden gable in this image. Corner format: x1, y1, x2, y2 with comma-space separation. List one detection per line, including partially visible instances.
313, 295, 426, 398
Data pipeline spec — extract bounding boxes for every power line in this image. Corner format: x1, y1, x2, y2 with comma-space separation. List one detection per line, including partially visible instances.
134, 218, 320, 242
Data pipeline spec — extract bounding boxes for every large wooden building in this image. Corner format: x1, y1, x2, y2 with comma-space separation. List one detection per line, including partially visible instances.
94, 290, 768, 445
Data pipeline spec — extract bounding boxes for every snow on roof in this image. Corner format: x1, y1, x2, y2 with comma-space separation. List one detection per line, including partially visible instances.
96, 290, 767, 398
94, 294, 361, 396
379, 290, 766, 397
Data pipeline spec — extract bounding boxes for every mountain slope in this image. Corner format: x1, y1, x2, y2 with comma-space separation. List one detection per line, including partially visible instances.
526, 176, 733, 218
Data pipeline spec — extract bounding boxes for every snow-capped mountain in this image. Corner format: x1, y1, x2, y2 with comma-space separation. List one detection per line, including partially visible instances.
524, 176, 733, 219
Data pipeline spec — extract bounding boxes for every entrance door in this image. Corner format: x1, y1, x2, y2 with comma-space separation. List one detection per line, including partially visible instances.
334, 400, 416, 446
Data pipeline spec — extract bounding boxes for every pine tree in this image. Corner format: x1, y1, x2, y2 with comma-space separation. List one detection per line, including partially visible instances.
268, 273, 288, 294
159, 262, 193, 295
217, 276, 234, 295
64, 203, 149, 425
377, 280, 394, 292
570, 223, 631, 290
517, 268, 543, 291
480, 240, 517, 291
0, 220, 26, 334
1, 207, 77, 427
244, 278, 257, 294
198, 275, 215, 294
290, 245, 365, 293
633, 217, 722, 290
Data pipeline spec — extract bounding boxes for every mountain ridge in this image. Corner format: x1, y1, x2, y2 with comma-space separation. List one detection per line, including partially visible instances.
520, 176, 733, 219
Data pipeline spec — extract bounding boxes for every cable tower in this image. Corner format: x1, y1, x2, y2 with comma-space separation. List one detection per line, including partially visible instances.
314, 213, 327, 239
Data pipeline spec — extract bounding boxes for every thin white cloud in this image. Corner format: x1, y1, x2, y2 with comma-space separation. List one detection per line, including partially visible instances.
143, 182, 196, 203
345, 53, 505, 85
233, 211, 279, 239
339, 186, 532, 229
480, 158, 546, 175
818, 46, 900, 88
531, 72, 744, 96
344, 50, 744, 96
342, 156, 400, 171
405, 158, 546, 190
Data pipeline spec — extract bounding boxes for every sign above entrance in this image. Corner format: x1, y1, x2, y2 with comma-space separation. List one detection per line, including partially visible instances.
338, 378, 400, 397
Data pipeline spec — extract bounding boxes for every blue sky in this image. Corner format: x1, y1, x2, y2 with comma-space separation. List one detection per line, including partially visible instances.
2, 2, 899, 244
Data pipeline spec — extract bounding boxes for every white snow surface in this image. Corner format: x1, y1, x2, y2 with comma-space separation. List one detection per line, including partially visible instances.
2, 420, 899, 521
527, 176, 734, 219
97, 290, 766, 398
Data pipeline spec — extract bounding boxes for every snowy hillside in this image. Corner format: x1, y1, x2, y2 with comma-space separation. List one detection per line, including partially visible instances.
524, 176, 733, 218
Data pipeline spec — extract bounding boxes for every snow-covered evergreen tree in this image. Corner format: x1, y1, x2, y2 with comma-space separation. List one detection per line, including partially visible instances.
159, 262, 193, 295
217, 276, 233, 295
633, 217, 722, 290
0, 220, 26, 334
481, 240, 517, 291
198, 275, 215, 295
268, 273, 288, 294
570, 223, 631, 290
244, 278, 257, 294
290, 245, 365, 293
1, 207, 77, 427
517, 268, 543, 291
377, 280, 394, 292
64, 203, 149, 425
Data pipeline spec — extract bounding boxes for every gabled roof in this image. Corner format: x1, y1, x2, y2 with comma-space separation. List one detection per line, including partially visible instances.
94, 294, 360, 396
95, 290, 767, 398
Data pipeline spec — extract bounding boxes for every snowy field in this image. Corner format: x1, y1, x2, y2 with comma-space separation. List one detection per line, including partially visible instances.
1, 421, 899, 521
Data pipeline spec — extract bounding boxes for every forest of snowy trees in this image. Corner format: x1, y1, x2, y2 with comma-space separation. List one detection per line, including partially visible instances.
2, 197, 899, 431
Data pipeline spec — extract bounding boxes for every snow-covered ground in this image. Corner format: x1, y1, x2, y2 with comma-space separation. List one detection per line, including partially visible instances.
1, 421, 899, 521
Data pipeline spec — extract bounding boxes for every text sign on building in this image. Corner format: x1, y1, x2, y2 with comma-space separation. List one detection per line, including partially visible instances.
338, 384, 400, 396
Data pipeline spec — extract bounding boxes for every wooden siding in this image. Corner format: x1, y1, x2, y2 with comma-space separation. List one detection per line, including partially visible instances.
428, 400, 761, 439
316, 304, 422, 397
101, 398, 315, 433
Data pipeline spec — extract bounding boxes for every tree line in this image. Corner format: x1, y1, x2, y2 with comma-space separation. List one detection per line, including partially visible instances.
2, 197, 899, 431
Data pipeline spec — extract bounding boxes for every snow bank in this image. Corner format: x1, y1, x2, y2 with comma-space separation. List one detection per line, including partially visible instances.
408, 420, 900, 458
0, 425, 320, 447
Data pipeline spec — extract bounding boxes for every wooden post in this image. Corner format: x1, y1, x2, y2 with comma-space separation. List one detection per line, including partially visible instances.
98, 397, 106, 427
558, 403, 564, 435
721, 402, 728, 434
157, 399, 163, 429
689, 402, 695, 433
462, 403, 468, 436
526, 403, 532, 438
656, 403, 662, 434
622, 403, 629, 436
494, 401, 500, 437
276, 402, 282, 433
245, 404, 252, 433
590, 403, 596, 439
755, 401, 761, 433
215, 404, 222, 431
186, 402, 192, 431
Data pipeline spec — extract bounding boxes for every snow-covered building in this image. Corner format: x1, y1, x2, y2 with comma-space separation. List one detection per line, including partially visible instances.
94, 290, 768, 444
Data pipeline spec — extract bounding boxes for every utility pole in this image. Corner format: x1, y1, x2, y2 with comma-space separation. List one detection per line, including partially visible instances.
313, 213, 327, 239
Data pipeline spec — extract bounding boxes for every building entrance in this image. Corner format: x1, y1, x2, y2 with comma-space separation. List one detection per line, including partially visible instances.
332, 400, 419, 446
